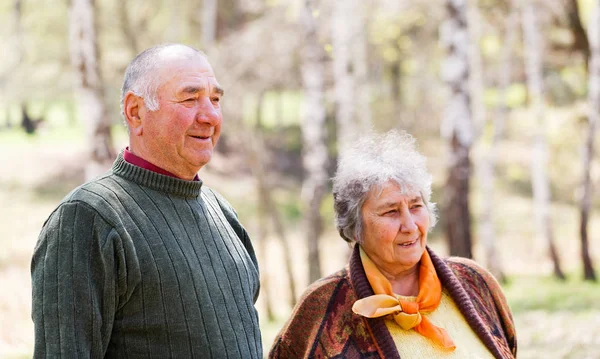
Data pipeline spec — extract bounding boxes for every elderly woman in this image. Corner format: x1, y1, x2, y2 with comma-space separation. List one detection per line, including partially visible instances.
269, 131, 516, 358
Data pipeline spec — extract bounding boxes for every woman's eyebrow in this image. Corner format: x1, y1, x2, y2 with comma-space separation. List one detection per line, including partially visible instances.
409, 196, 423, 203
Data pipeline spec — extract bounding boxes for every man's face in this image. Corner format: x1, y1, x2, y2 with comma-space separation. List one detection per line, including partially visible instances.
136, 55, 223, 179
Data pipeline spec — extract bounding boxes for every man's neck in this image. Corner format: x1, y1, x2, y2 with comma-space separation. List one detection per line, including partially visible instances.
123, 147, 200, 181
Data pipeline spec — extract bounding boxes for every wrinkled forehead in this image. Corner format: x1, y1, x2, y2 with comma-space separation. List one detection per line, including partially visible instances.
370, 180, 422, 200
157, 55, 221, 92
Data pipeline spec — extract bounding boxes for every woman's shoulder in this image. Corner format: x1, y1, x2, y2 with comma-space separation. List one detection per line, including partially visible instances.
297, 268, 350, 304
442, 256, 517, 356
444, 256, 504, 295
269, 267, 358, 358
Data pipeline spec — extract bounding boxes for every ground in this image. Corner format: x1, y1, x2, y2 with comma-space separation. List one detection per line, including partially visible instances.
1, 130, 599, 358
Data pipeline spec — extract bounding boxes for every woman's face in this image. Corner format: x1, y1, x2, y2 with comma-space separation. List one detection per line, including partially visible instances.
360, 180, 430, 275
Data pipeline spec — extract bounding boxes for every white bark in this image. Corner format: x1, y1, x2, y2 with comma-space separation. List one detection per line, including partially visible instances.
522, 0, 564, 279
69, 0, 114, 180
468, 0, 485, 136
301, 0, 328, 284
478, 4, 518, 282
440, 0, 474, 258
203, 0, 218, 53
332, 0, 371, 152
580, 0, 599, 280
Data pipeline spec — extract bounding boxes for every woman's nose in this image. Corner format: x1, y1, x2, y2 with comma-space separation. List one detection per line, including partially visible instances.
399, 211, 418, 233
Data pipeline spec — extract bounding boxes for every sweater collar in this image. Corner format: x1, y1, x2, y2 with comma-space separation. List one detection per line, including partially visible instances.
112, 151, 203, 198
348, 245, 506, 359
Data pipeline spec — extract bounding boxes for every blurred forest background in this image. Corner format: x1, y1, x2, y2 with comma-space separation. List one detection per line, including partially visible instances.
1, 0, 600, 357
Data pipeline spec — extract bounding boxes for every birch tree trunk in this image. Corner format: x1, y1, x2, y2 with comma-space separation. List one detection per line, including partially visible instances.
353, 3, 371, 133
203, 0, 217, 53
0, 0, 23, 87
580, 1, 599, 281
69, 0, 115, 180
522, 1, 565, 280
567, 0, 590, 67
440, 0, 473, 259
119, 1, 139, 56
332, 0, 371, 152
301, 0, 328, 284
477, 2, 518, 282
249, 93, 298, 309
468, 0, 485, 136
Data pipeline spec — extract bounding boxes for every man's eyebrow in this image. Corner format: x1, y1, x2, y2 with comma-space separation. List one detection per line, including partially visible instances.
178, 85, 224, 96
179, 86, 203, 95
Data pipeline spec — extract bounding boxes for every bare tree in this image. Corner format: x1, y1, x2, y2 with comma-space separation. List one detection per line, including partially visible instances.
522, 1, 565, 280
476, 1, 517, 282
249, 92, 298, 311
565, 0, 590, 67
118, 1, 140, 56
332, 0, 371, 151
1, 0, 23, 86
440, 0, 474, 258
69, 0, 115, 180
300, 0, 328, 284
468, 0, 485, 136
203, 0, 218, 53
580, 0, 599, 281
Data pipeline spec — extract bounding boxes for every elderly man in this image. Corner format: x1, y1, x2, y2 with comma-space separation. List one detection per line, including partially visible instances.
31, 44, 262, 358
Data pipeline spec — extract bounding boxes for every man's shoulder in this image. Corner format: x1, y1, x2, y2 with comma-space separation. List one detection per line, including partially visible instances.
46, 171, 126, 223
60, 171, 119, 204
201, 186, 239, 217
202, 186, 232, 205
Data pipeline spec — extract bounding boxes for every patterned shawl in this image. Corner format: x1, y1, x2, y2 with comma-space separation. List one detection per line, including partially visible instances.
269, 245, 517, 359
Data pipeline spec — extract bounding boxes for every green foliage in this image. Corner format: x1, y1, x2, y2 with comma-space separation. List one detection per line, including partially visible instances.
504, 274, 600, 313
480, 34, 501, 59
243, 91, 303, 128
505, 84, 527, 108
560, 66, 588, 97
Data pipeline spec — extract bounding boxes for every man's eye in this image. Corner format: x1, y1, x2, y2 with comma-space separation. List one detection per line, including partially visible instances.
183, 98, 195, 102
211, 97, 221, 103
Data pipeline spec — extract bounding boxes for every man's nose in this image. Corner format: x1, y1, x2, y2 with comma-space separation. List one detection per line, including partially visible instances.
196, 97, 220, 123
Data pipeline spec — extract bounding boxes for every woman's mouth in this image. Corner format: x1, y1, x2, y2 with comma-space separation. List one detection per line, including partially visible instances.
398, 238, 418, 247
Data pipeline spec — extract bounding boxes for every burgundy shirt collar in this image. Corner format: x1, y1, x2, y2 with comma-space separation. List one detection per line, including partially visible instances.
123, 147, 200, 181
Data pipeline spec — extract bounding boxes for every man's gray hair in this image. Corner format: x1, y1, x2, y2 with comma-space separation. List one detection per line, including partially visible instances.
120, 43, 206, 118
332, 130, 438, 243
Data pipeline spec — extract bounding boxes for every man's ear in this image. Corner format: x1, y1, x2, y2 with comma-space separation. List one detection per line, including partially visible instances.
124, 92, 144, 135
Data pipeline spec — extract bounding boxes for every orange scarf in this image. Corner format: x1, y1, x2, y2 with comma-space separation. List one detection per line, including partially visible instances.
352, 247, 456, 350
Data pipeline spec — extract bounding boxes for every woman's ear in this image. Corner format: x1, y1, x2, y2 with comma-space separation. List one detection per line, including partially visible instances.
124, 92, 144, 135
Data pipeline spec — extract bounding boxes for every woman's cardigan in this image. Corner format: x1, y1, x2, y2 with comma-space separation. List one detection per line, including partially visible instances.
269, 245, 517, 359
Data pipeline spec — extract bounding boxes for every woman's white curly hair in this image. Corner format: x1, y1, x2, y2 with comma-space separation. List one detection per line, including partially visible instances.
332, 130, 438, 243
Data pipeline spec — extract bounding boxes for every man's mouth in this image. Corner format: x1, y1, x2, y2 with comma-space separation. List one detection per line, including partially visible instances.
190, 130, 213, 140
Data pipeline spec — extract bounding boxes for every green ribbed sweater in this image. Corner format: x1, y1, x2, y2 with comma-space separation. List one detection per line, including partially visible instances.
31, 154, 262, 358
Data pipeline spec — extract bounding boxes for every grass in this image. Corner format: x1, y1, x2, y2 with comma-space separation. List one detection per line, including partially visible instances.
504, 274, 600, 314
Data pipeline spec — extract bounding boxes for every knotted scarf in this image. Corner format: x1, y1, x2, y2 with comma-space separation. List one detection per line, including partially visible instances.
352, 247, 456, 350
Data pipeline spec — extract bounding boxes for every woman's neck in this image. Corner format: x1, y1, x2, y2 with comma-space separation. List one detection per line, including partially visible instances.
380, 264, 420, 296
